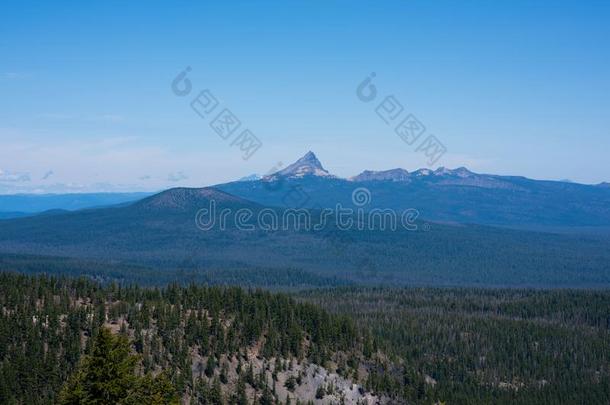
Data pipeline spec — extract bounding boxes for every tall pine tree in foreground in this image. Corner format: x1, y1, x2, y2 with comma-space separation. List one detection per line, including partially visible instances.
59, 328, 178, 405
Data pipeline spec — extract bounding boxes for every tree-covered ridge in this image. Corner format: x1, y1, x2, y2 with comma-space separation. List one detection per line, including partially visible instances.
0, 273, 378, 404
298, 287, 610, 404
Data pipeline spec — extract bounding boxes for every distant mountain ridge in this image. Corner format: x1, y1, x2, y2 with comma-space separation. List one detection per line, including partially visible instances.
0, 152, 608, 230
2, 152, 607, 229
218, 151, 610, 229
350, 168, 411, 182
347, 166, 517, 189
255, 151, 608, 187
350, 166, 478, 182
0, 192, 153, 213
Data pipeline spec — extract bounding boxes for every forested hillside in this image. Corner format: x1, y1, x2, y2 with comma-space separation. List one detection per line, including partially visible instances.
2, 273, 610, 404
298, 287, 610, 404
0, 273, 385, 404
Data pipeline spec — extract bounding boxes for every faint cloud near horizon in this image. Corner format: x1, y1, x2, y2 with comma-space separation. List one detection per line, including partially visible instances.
167, 172, 188, 182
0, 169, 31, 183
0, 182, 151, 195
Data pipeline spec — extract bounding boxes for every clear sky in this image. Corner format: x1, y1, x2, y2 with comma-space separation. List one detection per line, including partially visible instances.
1, 1, 609, 193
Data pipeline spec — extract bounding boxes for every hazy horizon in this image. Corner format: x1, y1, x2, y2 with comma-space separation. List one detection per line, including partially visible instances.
0, 148, 608, 196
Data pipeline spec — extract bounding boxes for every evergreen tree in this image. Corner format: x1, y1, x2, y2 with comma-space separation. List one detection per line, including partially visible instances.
205, 355, 217, 378
58, 328, 178, 404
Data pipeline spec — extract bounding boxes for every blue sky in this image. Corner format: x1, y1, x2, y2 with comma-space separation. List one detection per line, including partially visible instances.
1, 1, 609, 193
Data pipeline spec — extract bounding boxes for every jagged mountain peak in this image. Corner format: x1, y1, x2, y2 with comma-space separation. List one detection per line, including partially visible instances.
300, 150, 319, 162
268, 151, 333, 179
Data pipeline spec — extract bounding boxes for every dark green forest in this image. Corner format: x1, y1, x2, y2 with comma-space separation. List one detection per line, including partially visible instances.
1, 272, 609, 404
298, 287, 610, 404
